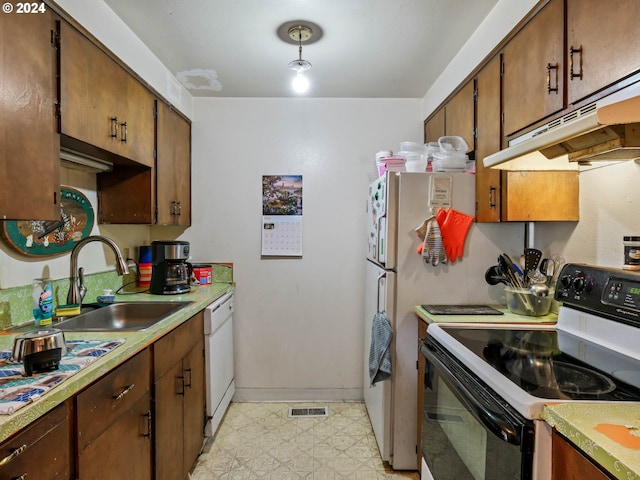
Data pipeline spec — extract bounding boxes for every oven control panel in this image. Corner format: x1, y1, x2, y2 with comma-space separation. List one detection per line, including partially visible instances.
555, 263, 640, 324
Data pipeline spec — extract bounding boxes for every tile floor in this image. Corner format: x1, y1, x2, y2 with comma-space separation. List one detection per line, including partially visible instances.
190, 402, 420, 479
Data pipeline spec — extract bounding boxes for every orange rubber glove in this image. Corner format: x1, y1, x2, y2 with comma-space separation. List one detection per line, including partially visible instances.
436, 208, 474, 263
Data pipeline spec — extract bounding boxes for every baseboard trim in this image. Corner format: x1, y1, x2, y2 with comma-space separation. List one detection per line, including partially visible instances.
232, 387, 362, 402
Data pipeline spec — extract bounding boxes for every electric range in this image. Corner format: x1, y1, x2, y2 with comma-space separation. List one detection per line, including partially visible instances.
421, 264, 640, 480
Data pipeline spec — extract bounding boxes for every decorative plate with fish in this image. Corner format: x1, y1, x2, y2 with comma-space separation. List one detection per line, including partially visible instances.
1, 187, 94, 257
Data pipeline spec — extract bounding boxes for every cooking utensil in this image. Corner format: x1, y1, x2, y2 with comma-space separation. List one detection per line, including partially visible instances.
499, 254, 535, 314
10, 329, 67, 376
485, 265, 509, 285
524, 248, 543, 283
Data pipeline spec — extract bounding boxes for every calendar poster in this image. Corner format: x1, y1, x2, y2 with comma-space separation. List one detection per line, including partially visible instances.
261, 175, 303, 257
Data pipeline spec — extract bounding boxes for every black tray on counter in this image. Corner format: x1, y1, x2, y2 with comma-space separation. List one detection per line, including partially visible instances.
421, 304, 503, 315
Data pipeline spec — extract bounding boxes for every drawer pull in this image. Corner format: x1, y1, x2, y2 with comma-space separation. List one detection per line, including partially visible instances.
184, 368, 192, 389
569, 45, 583, 80
10, 475, 27, 480
0, 444, 27, 467
120, 121, 128, 143
113, 383, 135, 401
110, 116, 119, 139
143, 410, 152, 438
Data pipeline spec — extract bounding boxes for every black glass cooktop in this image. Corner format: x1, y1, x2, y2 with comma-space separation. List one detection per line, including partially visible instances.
441, 326, 640, 401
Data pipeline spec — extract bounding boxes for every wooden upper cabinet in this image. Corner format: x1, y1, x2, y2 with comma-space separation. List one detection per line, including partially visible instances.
566, 0, 640, 105
502, 0, 565, 137
0, 9, 59, 220
156, 101, 192, 226
475, 55, 502, 222
424, 107, 445, 143
444, 81, 475, 154
59, 21, 154, 167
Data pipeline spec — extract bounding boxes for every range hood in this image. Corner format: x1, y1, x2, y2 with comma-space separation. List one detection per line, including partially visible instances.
484, 82, 640, 170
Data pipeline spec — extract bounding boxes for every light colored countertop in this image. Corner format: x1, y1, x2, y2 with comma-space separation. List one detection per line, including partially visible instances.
543, 403, 640, 480
414, 304, 557, 325
0, 282, 234, 443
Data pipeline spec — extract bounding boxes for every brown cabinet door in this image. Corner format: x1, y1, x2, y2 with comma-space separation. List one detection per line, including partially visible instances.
552, 431, 613, 480
502, 0, 565, 136
0, 401, 71, 480
183, 340, 205, 476
502, 171, 579, 221
155, 361, 186, 480
154, 312, 205, 479
424, 107, 445, 143
445, 81, 475, 153
76, 348, 152, 451
566, 0, 640, 105
122, 73, 155, 167
60, 21, 154, 166
0, 9, 59, 220
475, 55, 502, 222
156, 101, 192, 226
78, 390, 152, 480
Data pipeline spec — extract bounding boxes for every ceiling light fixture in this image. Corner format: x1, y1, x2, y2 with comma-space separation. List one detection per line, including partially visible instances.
288, 25, 312, 94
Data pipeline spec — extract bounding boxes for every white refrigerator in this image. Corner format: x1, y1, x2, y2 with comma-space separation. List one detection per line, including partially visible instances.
364, 171, 507, 470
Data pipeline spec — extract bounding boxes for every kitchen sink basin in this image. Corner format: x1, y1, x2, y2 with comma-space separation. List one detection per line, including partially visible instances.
53, 301, 192, 332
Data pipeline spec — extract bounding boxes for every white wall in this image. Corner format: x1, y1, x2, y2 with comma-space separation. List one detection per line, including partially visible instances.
184, 98, 422, 400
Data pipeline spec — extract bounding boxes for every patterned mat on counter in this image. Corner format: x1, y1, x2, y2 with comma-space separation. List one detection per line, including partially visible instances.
0, 339, 124, 415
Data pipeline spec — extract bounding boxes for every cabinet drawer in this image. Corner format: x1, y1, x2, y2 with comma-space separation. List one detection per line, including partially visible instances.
78, 389, 152, 479
0, 401, 70, 479
154, 312, 204, 380
77, 348, 151, 451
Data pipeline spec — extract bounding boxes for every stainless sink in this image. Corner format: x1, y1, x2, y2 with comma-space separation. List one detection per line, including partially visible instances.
53, 301, 191, 331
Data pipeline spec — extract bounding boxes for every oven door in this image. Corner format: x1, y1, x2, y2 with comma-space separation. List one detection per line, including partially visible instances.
420, 337, 535, 480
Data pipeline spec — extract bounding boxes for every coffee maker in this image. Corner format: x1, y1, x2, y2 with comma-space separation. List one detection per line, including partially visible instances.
149, 241, 192, 295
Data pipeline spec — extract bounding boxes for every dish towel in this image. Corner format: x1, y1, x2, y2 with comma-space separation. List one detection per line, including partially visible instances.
368, 311, 392, 385
0, 339, 124, 415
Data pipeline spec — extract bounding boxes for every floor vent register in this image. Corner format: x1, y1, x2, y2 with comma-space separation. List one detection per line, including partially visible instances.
288, 406, 329, 418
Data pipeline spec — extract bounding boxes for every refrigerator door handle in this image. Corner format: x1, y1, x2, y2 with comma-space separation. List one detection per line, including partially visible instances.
377, 215, 386, 265
377, 272, 386, 313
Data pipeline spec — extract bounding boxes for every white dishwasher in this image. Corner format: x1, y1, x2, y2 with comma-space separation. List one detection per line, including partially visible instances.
204, 292, 235, 437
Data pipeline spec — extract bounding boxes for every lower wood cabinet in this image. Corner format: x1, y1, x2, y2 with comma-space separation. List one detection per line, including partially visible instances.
0, 400, 71, 479
552, 430, 613, 480
0, 310, 208, 480
76, 347, 153, 479
154, 311, 205, 480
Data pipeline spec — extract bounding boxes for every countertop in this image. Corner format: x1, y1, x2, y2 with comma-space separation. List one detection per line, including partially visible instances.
543, 403, 640, 480
414, 304, 558, 325
0, 282, 234, 443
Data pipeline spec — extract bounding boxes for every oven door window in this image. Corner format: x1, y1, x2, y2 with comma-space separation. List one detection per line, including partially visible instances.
421, 340, 533, 480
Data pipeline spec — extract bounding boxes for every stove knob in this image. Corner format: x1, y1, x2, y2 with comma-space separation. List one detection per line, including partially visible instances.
573, 277, 585, 291
560, 275, 572, 288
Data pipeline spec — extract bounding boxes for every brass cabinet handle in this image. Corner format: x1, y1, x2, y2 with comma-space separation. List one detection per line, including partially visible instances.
0, 444, 27, 467
113, 383, 135, 401
489, 186, 497, 209
120, 121, 128, 143
546, 63, 559, 94
570, 45, 583, 80
110, 116, 119, 139
143, 410, 152, 438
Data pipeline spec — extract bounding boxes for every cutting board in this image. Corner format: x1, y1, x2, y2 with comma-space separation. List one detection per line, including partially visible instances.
421, 304, 503, 315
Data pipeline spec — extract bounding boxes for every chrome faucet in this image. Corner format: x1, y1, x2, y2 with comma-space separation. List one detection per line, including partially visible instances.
67, 235, 129, 306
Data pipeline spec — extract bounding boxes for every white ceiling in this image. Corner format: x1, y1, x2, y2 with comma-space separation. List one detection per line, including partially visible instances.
102, 0, 499, 98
